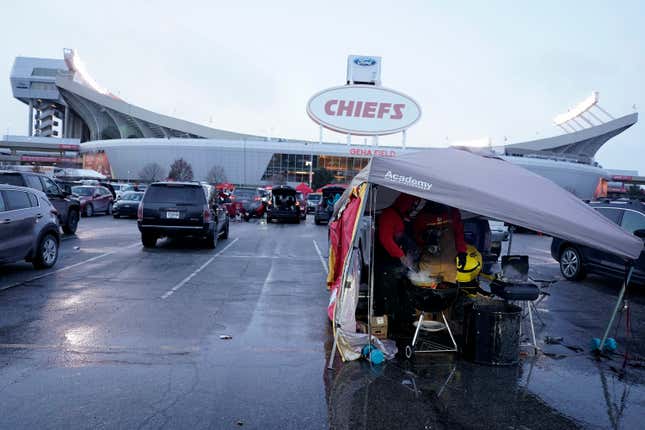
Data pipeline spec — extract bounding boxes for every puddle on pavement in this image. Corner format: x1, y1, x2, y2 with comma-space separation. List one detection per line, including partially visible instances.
324, 352, 645, 429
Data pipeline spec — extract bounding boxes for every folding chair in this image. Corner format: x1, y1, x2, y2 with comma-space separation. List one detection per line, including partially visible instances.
490, 255, 540, 353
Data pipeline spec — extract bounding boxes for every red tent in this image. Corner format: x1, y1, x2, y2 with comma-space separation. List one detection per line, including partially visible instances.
295, 182, 313, 195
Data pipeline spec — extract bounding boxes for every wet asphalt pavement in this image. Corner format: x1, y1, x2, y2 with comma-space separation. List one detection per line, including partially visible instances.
0, 216, 644, 429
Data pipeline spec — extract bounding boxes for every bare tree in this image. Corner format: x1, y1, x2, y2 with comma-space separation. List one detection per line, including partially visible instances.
268, 173, 287, 185
206, 165, 227, 184
168, 158, 194, 181
139, 162, 165, 182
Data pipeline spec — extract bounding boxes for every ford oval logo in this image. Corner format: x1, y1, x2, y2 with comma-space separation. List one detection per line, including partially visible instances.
353, 57, 376, 67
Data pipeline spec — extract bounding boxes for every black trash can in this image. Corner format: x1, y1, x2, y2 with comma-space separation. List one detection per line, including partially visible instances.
463, 302, 521, 366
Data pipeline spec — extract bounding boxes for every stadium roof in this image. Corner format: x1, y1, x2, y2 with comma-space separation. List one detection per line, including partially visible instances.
503, 112, 638, 163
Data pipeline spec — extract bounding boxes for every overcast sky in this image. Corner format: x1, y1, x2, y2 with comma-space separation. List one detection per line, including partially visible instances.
1, 1, 643, 172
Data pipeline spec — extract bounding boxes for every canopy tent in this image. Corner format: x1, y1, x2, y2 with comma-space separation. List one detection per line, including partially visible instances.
295, 182, 313, 195
326, 148, 643, 365
347, 148, 642, 260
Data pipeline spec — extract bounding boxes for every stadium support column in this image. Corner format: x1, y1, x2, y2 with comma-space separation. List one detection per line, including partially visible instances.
64, 105, 70, 138
28, 100, 33, 136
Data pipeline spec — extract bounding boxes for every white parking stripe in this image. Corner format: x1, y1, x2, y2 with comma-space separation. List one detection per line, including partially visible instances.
160, 238, 239, 299
312, 240, 328, 274
0, 242, 141, 292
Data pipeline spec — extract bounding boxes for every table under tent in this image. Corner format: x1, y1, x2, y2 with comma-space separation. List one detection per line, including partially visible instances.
326, 148, 642, 366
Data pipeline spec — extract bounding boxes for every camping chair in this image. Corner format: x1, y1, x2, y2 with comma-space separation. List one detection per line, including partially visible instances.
489, 255, 540, 353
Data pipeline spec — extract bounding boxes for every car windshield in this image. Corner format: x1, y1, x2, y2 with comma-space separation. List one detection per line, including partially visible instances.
307, 194, 321, 202
121, 192, 143, 201
144, 185, 205, 204
72, 186, 94, 196
0, 173, 23, 186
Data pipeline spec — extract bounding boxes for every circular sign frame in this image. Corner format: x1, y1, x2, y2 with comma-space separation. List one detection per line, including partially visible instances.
306, 85, 421, 136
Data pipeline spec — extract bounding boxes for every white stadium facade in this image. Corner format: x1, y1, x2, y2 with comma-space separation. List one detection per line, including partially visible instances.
7, 50, 639, 199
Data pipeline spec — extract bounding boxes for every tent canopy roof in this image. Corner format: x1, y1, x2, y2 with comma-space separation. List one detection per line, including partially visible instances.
349, 148, 643, 260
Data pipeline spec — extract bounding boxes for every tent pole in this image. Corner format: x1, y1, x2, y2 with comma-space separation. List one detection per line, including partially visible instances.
327, 333, 338, 369
506, 226, 514, 256
599, 264, 634, 352
368, 184, 377, 353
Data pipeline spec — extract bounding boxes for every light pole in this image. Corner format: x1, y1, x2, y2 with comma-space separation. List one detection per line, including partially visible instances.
305, 159, 313, 189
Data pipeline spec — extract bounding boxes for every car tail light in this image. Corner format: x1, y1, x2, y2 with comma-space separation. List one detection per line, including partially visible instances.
137, 202, 143, 220
203, 205, 211, 222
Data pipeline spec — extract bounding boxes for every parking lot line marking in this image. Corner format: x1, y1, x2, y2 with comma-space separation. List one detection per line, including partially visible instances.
161, 238, 239, 299
312, 240, 328, 274
0, 242, 141, 292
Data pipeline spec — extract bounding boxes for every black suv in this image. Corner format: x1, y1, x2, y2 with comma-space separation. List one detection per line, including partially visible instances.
137, 182, 229, 248
0, 171, 81, 234
551, 199, 645, 284
266, 186, 300, 223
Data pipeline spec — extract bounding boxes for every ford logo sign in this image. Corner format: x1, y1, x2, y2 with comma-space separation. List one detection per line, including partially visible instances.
353, 57, 376, 67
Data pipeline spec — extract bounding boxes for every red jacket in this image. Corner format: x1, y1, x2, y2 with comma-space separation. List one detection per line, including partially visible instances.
377, 194, 417, 259
413, 208, 467, 253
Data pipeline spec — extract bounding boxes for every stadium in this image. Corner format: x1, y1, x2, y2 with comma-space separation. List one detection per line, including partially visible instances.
7, 49, 639, 199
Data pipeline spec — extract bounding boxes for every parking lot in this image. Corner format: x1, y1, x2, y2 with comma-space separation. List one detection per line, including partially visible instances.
1, 216, 644, 429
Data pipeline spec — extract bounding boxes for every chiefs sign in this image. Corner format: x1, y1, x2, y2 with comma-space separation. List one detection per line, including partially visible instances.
307, 85, 421, 136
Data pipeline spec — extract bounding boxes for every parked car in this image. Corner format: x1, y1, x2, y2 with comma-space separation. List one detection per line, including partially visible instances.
0, 184, 60, 269
266, 186, 300, 224
231, 187, 266, 221
551, 200, 645, 284
306, 192, 321, 214
71, 185, 115, 217
295, 191, 307, 220
111, 183, 136, 199
0, 170, 81, 234
113, 191, 144, 218
488, 220, 509, 257
137, 181, 229, 248
314, 186, 346, 225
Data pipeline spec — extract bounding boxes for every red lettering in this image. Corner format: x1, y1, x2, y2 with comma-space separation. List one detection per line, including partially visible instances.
337, 100, 355, 116
324, 100, 338, 115
353, 101, 363, 117
391, 104, 405, 119
377, 103, 391, 119
362, 102, 377, 118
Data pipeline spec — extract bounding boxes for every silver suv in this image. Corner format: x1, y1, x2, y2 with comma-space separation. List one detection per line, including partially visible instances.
0, 184, 61, 269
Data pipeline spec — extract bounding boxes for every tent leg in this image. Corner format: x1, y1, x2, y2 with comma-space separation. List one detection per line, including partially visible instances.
506, 226, 514, 256
599, 265, 634, 352
327, 332, 338, 370
527, 301, 538, 353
